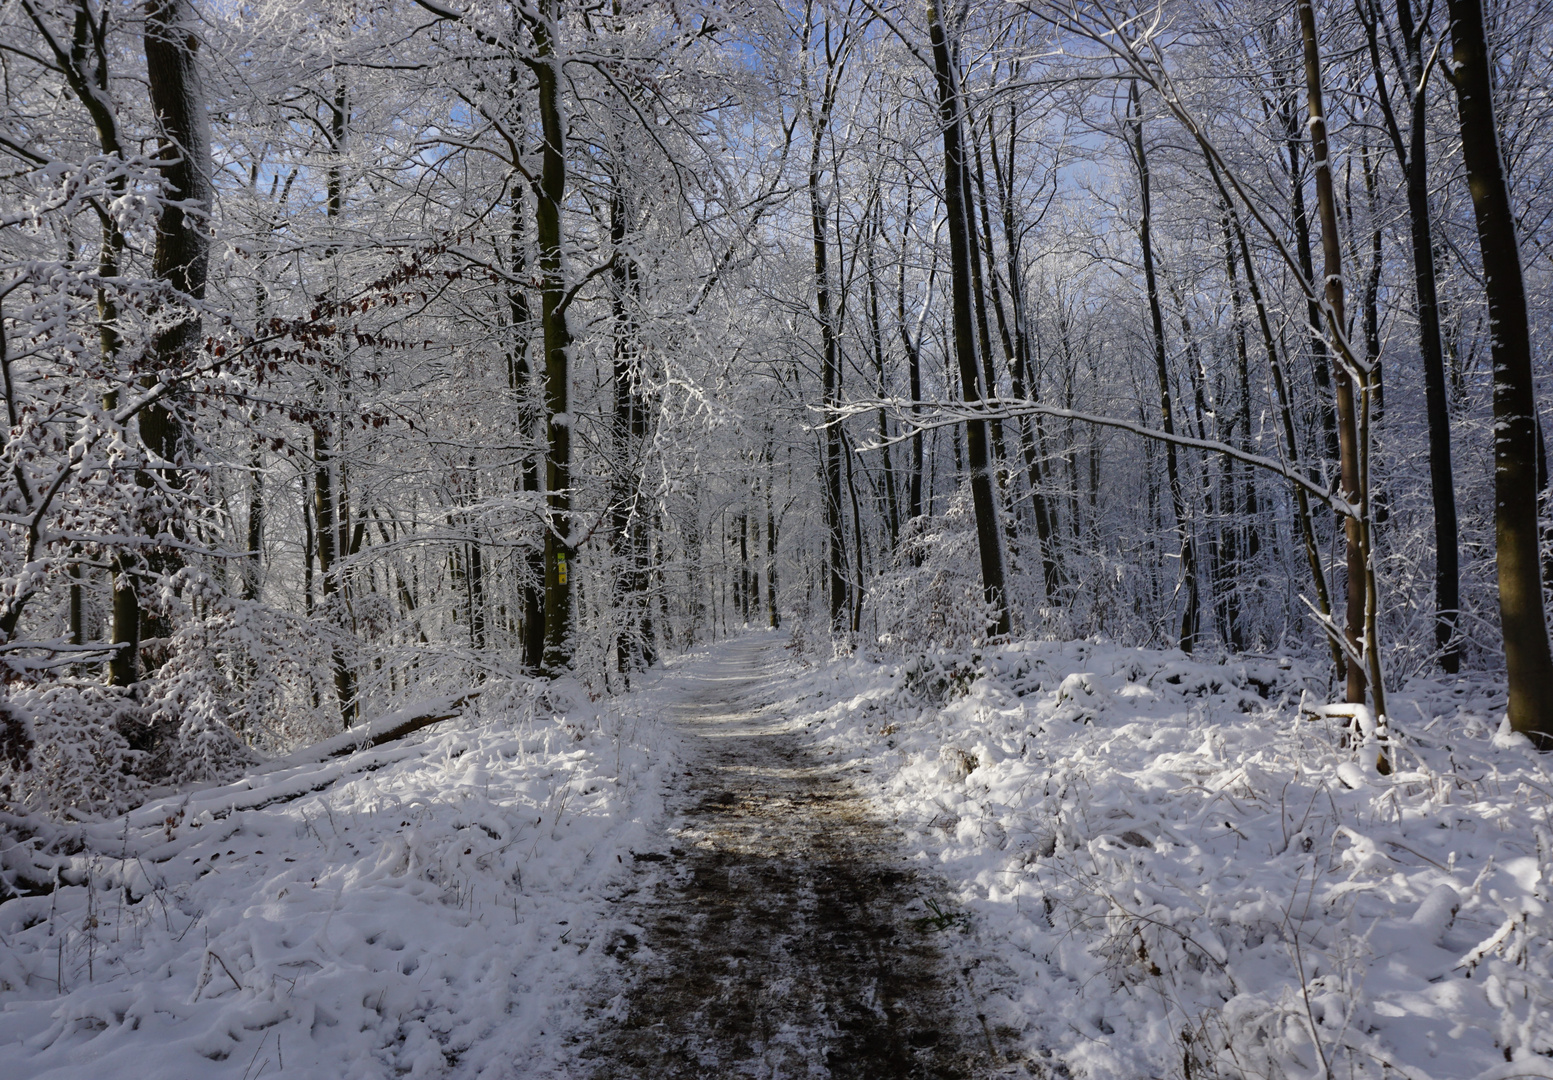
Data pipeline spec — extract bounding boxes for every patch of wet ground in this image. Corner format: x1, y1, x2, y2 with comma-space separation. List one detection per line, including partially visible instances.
561, 641, 1013, 1079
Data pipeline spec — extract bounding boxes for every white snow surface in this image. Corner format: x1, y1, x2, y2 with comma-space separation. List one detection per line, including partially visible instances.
0, 669, 688, 1079
5, 634, 1553, 1080
783, 639, 1553, 1079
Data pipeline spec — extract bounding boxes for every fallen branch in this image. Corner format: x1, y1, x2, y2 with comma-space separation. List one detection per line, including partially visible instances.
263, 691, 484, 769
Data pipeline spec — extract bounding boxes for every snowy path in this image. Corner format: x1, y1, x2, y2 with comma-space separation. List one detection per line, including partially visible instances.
558, 637, 999, 1079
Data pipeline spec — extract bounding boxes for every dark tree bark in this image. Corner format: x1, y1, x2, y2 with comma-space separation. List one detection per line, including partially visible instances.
988, 102, 1060, 596
313, 426, 358, 726
1280, 82, 1339, 465
1300, 0, 1379, 709
897, 186, 926, 527
103, 0, 212, 692
1202, 150, 1343, 677
610, 172, 654, 674
1365, 0, 1460, 672
971, 122, 1041, 579
1220, 210, 1260, 567
927, 0, 1010, 638
813, 171, 848, 632
527, 0, 576, 673
506, 182, 546, 673
807, 59, 849, 633
1444, 0, 1553, 744
146, 0, 211, 333
1127, 82, 1198, 653
243, 442, 263, 601
765, 453, 781, 628
843, 427, 867, 632
465, 463, 486, 652
304, 67, 358, 726
960, 99, 1006, 472
865, 208, 900, 549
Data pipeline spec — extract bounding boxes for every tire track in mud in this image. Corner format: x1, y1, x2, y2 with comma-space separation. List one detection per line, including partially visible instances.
564, 638, 1005, 1079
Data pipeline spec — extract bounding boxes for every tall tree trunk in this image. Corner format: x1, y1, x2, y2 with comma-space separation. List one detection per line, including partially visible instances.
313, 426, 357, 726
306, 66, 358, 726
105, 0, 213, 688
971, 124, 1035, 571
106, 0, 209, 697
1369, 0, 1460, 672
1221, 210, 1260, 564
927, 0, 1010, 638
1171, 285, 1234, 651
611, 174, 648, 673
960, 99, 1006, 471
243, 441, 263, 601
1281, 85, 1340, 464
466, 461, 486, 652
529, 0, 575, 673
1128, 82, 1198, 652
843, 428, 867, 632
865, 210, 900, 549
765, 453, 781, 628
988, 101, 1061, 595
897, 187, 926, 527
810, 123, 848, 633
506, 180, 546, 673
1357, 147, 1385, 428
1444, 0, 1553, 744
1204, 148, 1343, 676
1300, 0, 1378, 710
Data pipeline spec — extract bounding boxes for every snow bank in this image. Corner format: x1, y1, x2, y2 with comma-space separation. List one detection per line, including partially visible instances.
0, 677, 682, 1079
789, 641, 1553, 1080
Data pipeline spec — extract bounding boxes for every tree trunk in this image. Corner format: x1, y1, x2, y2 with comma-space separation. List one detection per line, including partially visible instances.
313, 426, 358, 726
243, 441, 263, 600
505, 181, 546, 672
106, 0, 213, 688
1220, 185, 1344, 676
610, 174, 652, 673
897, 187, 926, 527
529, 0, 575, 674
843, 428, 867, 632
1221, 210, 1260, 566
865, 210, 900, 549
1300, 0, 1380, 710
810, 124, 849, 633
1128, 82, 1198, 653
1371, 0, 1460, 672
466, 462, 486, 652
765, 458, 781, 628
927, 0, 1010, 639
961, 106, 1006, 470
1445, 0, 1553, 744
1281, 86, 1339, 465
988, 102, 1061, 596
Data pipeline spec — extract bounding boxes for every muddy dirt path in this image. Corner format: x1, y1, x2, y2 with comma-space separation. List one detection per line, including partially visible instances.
565, 637, 1002, 1079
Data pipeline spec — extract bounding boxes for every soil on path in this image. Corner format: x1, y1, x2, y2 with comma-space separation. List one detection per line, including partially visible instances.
565, 637, 1002, 1079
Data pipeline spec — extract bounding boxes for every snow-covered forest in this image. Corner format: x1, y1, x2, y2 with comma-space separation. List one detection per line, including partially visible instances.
4, 0, 1553, 1076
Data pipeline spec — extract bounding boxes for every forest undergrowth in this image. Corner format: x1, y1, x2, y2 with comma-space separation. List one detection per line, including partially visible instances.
0, 672, 677, 1079
3, 630, 1553, 1080
784, 638, 1553, 1080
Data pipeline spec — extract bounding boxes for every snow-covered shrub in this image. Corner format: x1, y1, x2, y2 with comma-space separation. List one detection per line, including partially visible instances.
0, 565, 359, 817
0, 642, 686, 1075
901, 652, 983, 704
146, 573, 340, 763
0, 681, 144, 817
867, 486, 996, 652
801, 641, 1551, 1079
